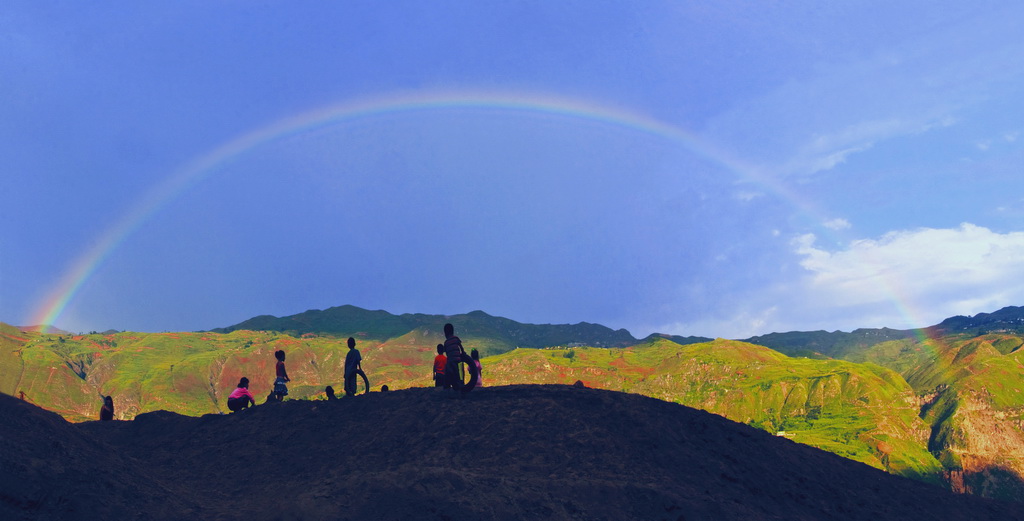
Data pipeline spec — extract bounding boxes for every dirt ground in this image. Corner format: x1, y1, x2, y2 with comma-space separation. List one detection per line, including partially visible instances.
3, 385, 1023, 520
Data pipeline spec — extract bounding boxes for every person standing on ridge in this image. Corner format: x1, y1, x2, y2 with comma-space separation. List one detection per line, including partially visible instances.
273, 350, 290, 401
470, 348, 483, 388
443, 323, 465, 393
227, 377, 256, 412
344, 337, 363, 397
99, 395, 114, 421
433, 343, 447, 388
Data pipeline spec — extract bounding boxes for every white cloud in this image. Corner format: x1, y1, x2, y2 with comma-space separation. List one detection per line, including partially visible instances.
782, 117, 951, 176
822, 218, 851, 231
792, 223, 1024, 325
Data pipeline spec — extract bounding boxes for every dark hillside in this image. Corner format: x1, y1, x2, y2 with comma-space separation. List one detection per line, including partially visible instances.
0, 393, 199, 520
5, 386, 1023, 520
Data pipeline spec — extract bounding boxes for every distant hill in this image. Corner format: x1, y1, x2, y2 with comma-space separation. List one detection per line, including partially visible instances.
746, 307, 1024, 359
16, 324, 72, 335
744, 328, 918, 359
929, 306, 1024, 336
5, 386, 1023, 520
211, 304, 712, 352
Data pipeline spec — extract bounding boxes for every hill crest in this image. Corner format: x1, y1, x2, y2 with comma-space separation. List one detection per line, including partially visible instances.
5, 385, 1024, 520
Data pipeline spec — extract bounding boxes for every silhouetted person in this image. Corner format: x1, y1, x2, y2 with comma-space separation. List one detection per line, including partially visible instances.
433, 343, 447, 388
273, 350, 290, 401
99, 396, 114, 421
227, 377, 256, 412
381, 385, 389, 392
325, 385, 337, 400
344, 337, 362, 397
443, 323, 465, 392
470, 348, 483, 388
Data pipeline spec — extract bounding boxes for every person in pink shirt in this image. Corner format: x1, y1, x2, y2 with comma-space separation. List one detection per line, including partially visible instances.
227, 377, 256, 412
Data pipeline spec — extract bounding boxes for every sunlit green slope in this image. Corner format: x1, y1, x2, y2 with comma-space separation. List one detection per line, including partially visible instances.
481, 338, 941, 481
846, 333, 1024, 500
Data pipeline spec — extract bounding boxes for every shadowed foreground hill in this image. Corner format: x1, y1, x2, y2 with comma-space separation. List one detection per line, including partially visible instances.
5, 387, 1024, 521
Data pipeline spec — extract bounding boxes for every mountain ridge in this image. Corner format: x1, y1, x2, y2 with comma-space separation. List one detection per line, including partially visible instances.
209, 304, 693, 352
210, 304, 1024, 354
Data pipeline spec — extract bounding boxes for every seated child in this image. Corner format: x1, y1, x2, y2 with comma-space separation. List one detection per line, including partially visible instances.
227, 377, 256, 412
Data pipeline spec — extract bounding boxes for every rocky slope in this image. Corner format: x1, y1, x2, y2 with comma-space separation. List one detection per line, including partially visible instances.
840, 332, 1024, 500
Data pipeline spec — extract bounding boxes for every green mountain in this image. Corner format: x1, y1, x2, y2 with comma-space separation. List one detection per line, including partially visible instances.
929, 306, 1024, 336
745, 328, 918, 359
842, 331, 1024, 500
211, 304, 712, 352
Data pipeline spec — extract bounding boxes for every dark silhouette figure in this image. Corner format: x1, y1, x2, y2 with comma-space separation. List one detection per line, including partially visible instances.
470, 348, 483, 388
99, 396, 114, 421
433, 343, 447, 388
227, 377, 256, 412
344, 337, 363, 397
443, 323, 466, 393
380, 385, 389, 392
325, 386, 337, 400
273, 350, 290, 401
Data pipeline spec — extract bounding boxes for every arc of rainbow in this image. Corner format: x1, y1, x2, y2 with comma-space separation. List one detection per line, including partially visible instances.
30, 90, 845, 331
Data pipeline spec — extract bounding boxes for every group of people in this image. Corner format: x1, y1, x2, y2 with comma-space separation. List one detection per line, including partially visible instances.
224, 350, 291, 412
99, 323, 483, 419
432, 323, 483, 391
226, 336, 365, 412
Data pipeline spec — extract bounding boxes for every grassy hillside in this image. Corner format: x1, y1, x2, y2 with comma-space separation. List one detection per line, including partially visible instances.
846, 332, 1024, 500
479, 338, 942, 481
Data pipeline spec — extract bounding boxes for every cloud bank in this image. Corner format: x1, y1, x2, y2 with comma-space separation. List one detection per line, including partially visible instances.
792, 223, 1024, 328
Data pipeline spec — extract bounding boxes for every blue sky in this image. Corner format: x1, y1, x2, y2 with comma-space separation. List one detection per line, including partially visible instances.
3, 1, 1024, 338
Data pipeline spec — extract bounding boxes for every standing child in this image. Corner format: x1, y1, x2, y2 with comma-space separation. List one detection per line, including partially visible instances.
344, 337, 363, 397
443, 323, 465, 392
273, 350, 290, 401
99, 395, 114, 421
433, 343, 447, 388
470, 349, 483, 388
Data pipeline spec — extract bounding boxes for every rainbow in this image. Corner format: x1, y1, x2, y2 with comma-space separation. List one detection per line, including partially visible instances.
30, 90, 836, 331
